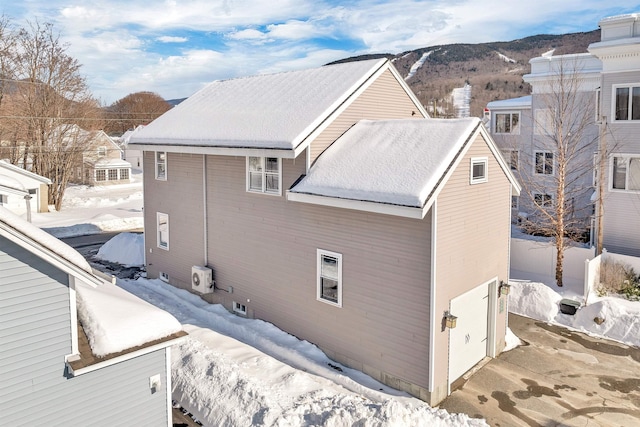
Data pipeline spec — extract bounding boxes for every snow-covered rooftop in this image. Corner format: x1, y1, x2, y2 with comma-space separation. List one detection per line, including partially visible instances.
291, 118, 480, 207
487, 95, 532, 110
76, 279, 183, 356
0, 159, 51, 184
0, 174, 27, 194
130, 59, 388, 150
94, 158, 132, 168
0, 205, 92, 273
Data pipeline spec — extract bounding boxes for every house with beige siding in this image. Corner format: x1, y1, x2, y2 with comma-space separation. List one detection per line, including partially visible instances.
0, 206, 185, 425
130, 58, 520, 405
589, 13, 640, 256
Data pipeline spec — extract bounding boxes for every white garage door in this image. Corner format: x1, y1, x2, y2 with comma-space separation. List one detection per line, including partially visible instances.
448, 281, 490, 383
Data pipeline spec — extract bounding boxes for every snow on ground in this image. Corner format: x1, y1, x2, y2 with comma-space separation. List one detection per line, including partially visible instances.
30, 169, 144, 238
96, 232, 144, 266
496, 52, 516, 63
509, 279, 640, 349
117, 277, 487, 427
405, 50, 433, 80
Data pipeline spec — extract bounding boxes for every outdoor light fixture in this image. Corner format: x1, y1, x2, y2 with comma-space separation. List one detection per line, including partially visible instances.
499, 281, 511, 296
444, 311, 457, 329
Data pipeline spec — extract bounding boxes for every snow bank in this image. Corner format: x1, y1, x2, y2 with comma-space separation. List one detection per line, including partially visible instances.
567, 298, 640, 348
503, 327, 523, 352
96, 232, 144, 266
120, 278, 488, 427
509, 280, 640, 349
509, 280, 562, 322
76, 281, 182, 356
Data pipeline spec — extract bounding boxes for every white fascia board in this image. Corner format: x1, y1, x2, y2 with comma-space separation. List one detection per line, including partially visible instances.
131, 144, 298, 159
287, 191, 425, 219
0, 224, 103, 287
0, 162, 52, 184
0, 185, 28, 197
67, 336, 186, 376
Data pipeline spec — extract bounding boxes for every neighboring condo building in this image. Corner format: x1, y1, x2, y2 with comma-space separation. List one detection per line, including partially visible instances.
488, 52, 602, 241
589, 13, 640, 257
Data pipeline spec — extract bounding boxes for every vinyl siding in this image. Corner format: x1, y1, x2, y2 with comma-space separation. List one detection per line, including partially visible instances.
600, 71, 640, 255
204, 154, 433, 389
0, 236, 169, 426
309, 69, 425, 163
143, 151, 206, 284
430, 133, 512, 400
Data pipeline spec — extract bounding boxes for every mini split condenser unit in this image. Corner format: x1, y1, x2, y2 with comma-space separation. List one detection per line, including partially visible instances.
191, 265, 213, 294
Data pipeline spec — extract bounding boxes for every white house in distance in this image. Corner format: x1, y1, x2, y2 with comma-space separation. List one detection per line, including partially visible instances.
589, 13, 640, 257
0, 159, 51, 216
487, 52, 602, 239
130, 58, 521, 405
120, 125, 146, 171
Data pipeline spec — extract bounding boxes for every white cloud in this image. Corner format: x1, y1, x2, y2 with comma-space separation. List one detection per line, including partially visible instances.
157, 36, 188, 43
4, 0, 638, 104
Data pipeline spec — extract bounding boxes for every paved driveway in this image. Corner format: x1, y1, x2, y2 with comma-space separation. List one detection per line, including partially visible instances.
439, 314, 640, 427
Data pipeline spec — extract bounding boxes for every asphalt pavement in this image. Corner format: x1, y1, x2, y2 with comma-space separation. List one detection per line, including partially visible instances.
439, 313, 640, 426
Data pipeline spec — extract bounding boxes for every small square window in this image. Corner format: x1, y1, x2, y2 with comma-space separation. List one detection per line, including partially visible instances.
535, 151, 554, 175
317, 249, 342, 307
108, 169, 118, 180
233, 301, 247, 315
120, 168, 129, 180
97, 146, 106, 157
95, 169, 106, 181
494, 112, 520, 134
247, 156, 281, 195
534, 193, 553, 207
470, 157, 488, 184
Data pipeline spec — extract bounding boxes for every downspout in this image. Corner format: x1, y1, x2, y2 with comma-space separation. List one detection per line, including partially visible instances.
203, 155, 208, 265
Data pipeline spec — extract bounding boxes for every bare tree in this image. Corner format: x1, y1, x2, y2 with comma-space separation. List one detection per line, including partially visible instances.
8, 20, 101, 210
105, 91, 171, 135
516, 57, 601, 287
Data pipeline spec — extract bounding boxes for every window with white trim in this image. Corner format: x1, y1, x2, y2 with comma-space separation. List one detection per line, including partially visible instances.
157, 212, 169, 250
233, 301, 247, 315
247, 157, 281, 195
95, 169, 106, 181
97, 146, 106, 157
317, 249, 342, 307
494, 112, 520, 134
614, 84, 640, 121
612, 156, 640, 191
470, 157, 488, 184
120, 168, 129, 180
534, 193, 553, 207
108, 169, 118, 180
155, 151, 167, 180
534, 151, 554, 175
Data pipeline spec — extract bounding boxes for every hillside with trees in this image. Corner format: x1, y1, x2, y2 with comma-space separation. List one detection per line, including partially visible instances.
330, 30, 601, 117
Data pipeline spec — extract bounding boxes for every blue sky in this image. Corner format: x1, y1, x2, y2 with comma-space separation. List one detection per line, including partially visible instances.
3, 1, 640, 104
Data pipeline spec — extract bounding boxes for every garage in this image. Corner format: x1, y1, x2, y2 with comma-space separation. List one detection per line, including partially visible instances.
448, 280, 495, 383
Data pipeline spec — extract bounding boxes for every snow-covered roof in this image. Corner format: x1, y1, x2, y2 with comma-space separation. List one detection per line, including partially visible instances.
129, 59, 392, 151
290, 118, 482, 209
94, 158, 132, 168
75, 280, 183, 357
486, 95, 532, 110
0, 160, 52, 184
0, 205, 93, 273
0, 174, 27, 194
